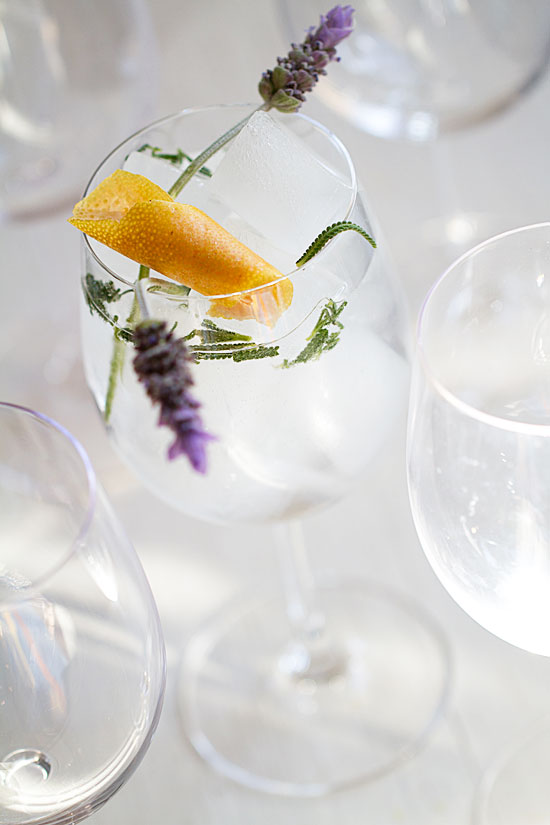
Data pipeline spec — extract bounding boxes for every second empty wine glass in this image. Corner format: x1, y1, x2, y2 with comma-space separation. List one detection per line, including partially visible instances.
0, 402, 165, 824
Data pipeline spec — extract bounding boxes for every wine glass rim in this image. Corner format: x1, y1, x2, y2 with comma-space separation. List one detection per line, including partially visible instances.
82, 102, 359, 300
0, 402, 97, 601
415, 221, 550, 437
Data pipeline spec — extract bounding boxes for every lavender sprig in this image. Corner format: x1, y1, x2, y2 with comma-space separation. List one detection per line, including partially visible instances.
169, 6, 354, 195
133, 320, 213, 472
101, 6, 355, 473
259, 5, 354, 112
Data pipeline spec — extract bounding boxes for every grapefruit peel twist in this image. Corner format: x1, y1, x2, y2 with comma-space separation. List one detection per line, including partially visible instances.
70, 169, 293, 325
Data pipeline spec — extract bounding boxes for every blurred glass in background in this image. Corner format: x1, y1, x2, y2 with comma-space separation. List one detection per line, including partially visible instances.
280, 0, 550, 142
279, 0, 550, 313
0, 0, 158, 221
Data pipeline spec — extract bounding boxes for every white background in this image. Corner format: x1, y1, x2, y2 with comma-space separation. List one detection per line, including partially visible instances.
2, 1, 550, 821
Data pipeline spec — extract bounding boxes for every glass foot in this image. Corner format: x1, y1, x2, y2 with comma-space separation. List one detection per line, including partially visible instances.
178, 579, 451, 796
474, 717, 550, 824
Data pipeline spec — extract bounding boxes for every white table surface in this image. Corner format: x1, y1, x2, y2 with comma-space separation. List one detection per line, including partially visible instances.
3, 1, 550, 822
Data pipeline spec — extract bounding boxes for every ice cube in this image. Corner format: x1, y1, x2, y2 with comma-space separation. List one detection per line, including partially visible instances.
209, 110, 354, 258
223, 323, 409, 501
124, 141, 298, 277
123, 150, 181, 192
222, 211, 296, 274
123, 149, 222, 215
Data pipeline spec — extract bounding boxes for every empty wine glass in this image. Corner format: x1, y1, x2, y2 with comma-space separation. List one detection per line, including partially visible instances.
77, 103, 450, 795
406, 223, 550, 822
0, 402, 166, 824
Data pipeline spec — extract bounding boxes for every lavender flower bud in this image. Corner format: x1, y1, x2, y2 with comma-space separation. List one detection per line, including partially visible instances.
310, 5, 355, 49
259, 5, 354, 112
133, 320, 213, 473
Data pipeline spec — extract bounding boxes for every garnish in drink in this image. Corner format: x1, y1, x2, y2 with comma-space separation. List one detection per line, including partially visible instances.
71, 6, 357, 473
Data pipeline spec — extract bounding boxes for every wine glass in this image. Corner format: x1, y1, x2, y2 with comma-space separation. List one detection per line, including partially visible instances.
279, 1, 550, 306
0, 401, 166, 824
406, 222, 550, 822
280, 0, 550, 141
0, 0, 158, 221
78, 103, 450, 796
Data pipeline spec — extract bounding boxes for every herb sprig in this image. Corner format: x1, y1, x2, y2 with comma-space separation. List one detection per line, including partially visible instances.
87, 6, 356, 472
84, 273, 134, 342
296, 221, 376, 266
168, 6, 354, 198
283, 299, 347, 368
137, 144, 212, 176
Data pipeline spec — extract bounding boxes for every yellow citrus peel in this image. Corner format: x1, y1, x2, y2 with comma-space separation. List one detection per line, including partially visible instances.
69, 169, 292, 323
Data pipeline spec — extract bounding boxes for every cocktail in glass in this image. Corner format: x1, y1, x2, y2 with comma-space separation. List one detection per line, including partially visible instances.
77, 102, 449, 795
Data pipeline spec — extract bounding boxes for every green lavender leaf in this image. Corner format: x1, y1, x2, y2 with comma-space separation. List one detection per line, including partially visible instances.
136, 143, 212, 176
281, 219, 376, 367
84, 274, 133, 338
184, 319, 278, 362
146, 281, 191, 297
202, 319, 249, 340
185, 319, 252, 344
282, 299, 347, 368
296, 221, 376, 267
191, 343, 279, 362
113, 318, 135, 343
232, 345, 279, 362
85, 273, 123, 317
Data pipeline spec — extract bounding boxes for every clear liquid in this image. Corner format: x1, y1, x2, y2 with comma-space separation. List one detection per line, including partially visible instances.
81, 275, 408, 524
82, 136, 408, 524
409, 381, 550, 656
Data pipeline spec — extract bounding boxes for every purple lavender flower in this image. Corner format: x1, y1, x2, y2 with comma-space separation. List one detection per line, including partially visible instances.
259, 5, 354, 112
313, 5, 355, 48
133, 320, 213, 472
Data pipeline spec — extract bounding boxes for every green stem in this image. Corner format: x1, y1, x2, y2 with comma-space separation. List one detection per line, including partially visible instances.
168, 105, 266, 198
104, 265, 149, 423
104, 337, 125, 423
104, 105, 270, 421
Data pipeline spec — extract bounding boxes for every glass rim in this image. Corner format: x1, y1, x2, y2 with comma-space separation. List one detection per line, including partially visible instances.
0, 402, 97, 602
415, 221, 550, 437
82, 102, 359, 301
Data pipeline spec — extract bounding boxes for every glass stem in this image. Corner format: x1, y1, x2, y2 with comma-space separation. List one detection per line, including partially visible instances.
275, 520, 346, 682
275, 519, 323, 640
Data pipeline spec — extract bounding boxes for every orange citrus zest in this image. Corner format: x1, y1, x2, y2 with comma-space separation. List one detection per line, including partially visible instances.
69, 169, 292, 323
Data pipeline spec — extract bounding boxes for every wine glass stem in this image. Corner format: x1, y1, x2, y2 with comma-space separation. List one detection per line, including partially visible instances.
275, 519, 319, 636
274, 520, 345, 682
